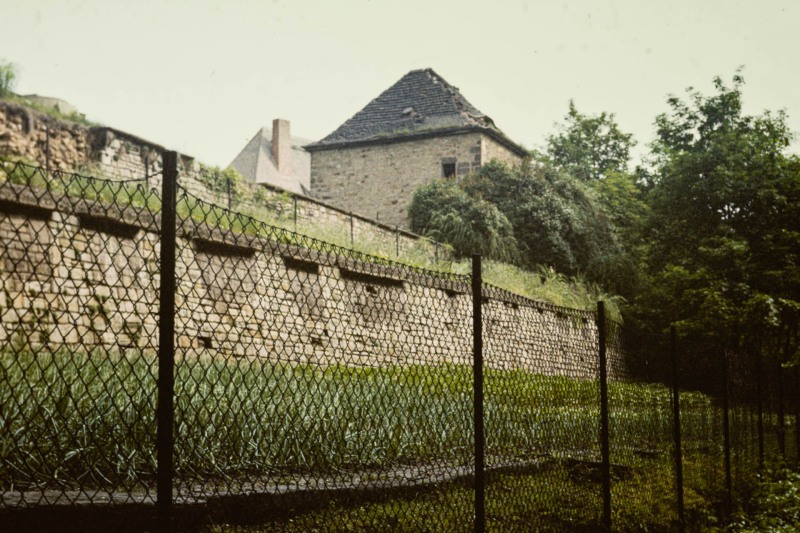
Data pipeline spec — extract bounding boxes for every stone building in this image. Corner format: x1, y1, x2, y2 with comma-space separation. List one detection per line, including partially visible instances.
307, 68, 528, 228
230, 119, 312, 195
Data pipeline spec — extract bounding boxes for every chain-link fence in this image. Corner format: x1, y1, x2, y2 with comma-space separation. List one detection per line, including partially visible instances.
0, 159, 162, 510
1, 153, 798, 532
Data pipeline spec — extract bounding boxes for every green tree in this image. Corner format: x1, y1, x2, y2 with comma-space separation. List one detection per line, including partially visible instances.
546, 100, 635, 182
407, 179, 519, 261
639, 73, 800, 374
586, 170, 650, 296
0, 61, 17, 97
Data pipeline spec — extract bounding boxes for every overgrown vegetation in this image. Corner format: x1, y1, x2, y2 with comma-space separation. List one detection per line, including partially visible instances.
409, 159, 631, 298
729, 464, 800, 531
2, 349, 724, 530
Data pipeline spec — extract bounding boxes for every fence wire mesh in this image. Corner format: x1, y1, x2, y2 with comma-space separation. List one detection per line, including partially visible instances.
1, 157, 798, 532
481, 285, 603, 530
172, 186, 475, 529
605, 321, 679, 530
0, 160, 162, 507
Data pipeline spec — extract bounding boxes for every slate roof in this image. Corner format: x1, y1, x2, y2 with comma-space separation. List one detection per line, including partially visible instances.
307, 68, 526, 155
229, 127, 312, 195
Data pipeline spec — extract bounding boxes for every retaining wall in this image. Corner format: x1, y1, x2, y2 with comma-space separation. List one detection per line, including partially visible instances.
0, 181, 625, 379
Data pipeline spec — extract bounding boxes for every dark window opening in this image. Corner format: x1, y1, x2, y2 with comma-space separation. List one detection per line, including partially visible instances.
282, 256, 320, 275
79, 214, 140, 239
340, 268, 405, 289
197, 336, 213, 349
193, 238, 256, 258
0, 200, 53, 221
442, 162, 456, 179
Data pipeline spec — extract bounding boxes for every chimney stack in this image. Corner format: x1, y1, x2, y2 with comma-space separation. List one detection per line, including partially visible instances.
272, 118, 292, 176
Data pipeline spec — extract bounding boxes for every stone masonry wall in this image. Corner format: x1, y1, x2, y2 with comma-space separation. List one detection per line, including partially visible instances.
310, 132, 524, 230
0, 101, 92, 171
482, 135, 525, 166
0, 100, 442, 262
0, 183, 626, 379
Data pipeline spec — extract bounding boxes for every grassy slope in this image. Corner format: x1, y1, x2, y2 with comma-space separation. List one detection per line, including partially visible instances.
0, 153, 621, 319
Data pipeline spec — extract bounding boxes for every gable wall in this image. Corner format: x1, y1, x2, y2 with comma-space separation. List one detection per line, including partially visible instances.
310, 132, 523, 229
482, 135, 525, 167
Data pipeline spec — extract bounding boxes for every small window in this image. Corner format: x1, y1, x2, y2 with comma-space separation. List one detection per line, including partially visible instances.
442, 162, 456, 178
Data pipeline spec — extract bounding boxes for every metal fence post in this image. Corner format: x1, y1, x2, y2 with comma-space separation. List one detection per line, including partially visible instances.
157, 150, 178, 529
721, 346, 732, 512
670, 326, 685, 530
778, 361, 786, 457
757, 348, 764, 469
293, 195, 298, 232
597, 301, 612, 530
395, 226, 400, 257
226, 174, 232, 209
472, 254, 485, 533
795, 367, 800, 464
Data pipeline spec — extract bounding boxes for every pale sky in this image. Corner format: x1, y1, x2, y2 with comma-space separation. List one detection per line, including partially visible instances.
3, 0, 799, 168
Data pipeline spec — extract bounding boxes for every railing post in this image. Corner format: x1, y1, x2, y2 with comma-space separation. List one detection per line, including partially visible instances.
293, 195, 298, 232
472, 254, 485, 533
721, 346, 732, 512
157, 150, 178, 530
226, 173, 232, 209
395, 226, 400, 257
670, 326, 685, 531
350, 213, 354, 247
597, 301, 612, 530
45, 126, 50, 176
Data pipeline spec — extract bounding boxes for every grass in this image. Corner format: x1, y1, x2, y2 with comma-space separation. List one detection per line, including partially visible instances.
0, 351, 719, 531
0, 93, 98, 127
1, 158, 162, 214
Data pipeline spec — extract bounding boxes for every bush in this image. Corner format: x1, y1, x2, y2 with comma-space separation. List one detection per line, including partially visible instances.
729, 465, 800, 531
408, 179, 519, 262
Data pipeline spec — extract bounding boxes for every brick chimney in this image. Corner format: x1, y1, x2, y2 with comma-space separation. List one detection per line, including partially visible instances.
272, 118, 292, 176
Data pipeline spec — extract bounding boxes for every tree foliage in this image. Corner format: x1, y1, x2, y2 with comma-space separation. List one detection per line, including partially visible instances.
461, 159, 626, 288
545, 100, 635, 182
408, 159, 629, 292
638, 73, 800, 369
0, 61, 17, 97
